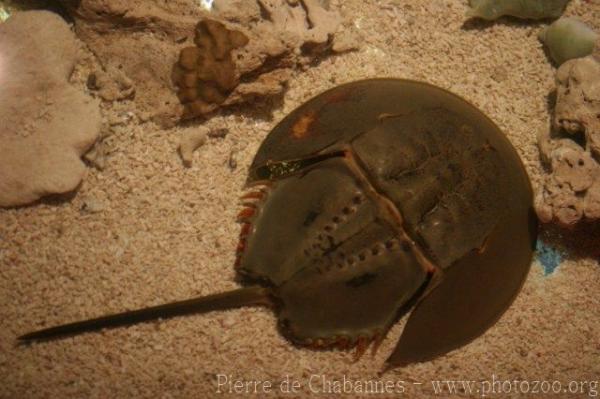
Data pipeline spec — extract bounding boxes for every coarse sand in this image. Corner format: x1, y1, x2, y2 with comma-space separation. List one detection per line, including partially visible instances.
1, 1, 599, 398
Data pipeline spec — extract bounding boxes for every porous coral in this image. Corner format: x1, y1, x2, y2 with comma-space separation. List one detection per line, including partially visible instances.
536, 46, 600, 227
178, 0, 354, 119
0, 10, 101, 207
173, 19, 249, 119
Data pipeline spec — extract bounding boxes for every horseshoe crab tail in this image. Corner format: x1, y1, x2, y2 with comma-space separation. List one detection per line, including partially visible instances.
18, 286, 271, 343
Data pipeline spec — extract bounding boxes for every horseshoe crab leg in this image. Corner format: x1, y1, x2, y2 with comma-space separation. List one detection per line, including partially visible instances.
19, 286, 271, 342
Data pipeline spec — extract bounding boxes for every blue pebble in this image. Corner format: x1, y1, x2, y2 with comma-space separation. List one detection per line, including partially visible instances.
535, 239, 563, 275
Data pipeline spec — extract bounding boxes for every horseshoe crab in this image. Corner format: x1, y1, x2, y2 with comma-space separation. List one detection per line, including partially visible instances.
19, 79, 537, 370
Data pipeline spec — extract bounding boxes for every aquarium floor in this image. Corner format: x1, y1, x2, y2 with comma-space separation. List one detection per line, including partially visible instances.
1, 0, 599, 397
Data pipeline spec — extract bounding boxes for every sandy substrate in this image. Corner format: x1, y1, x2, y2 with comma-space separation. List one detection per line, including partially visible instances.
1, 1, 599, 398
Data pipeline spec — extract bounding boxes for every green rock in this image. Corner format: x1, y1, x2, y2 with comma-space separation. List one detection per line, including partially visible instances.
539, 17, 598, 65
467, 0, 570, 20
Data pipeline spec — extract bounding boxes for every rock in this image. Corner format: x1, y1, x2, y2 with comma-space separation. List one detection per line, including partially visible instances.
220, 315, 236, 328
0, 11, 101, 207
81, 197, 106, 213
467, 0, 570, 20
331, 28, 361, 53
84, 141, 108, 170
539, 17, 598, 66
228, 149, 238, 170
179, 128, 209, 167
92, 64, 135, 102
208, 128, 229, 139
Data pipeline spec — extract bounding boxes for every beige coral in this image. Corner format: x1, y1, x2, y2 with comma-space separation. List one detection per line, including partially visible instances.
55, 0, 201, 127
554, 45, 600, 157
536, 144, 598, 226
536, 44, 600, 227
56, 0, 355, 126
0, 10, 101, 207
215, 0, 355, 115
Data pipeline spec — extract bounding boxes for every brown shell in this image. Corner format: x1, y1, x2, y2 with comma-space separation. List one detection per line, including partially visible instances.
238, 79, 537, 365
